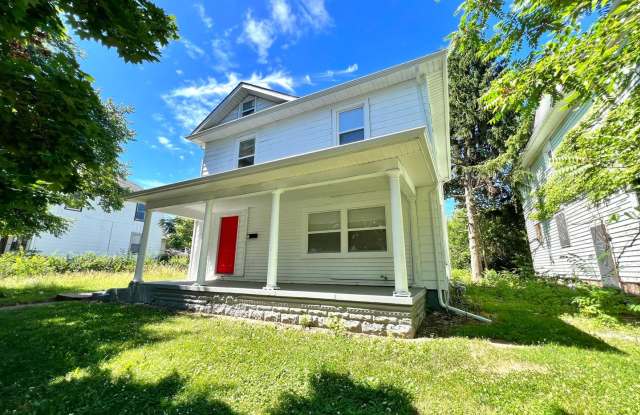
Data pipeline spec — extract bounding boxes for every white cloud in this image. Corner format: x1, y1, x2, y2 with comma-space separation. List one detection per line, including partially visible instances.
176, 69, 183, 76
194, 3, 213, 29
315, 63, 358, 80
240, 10, 275, 64
157, 136, 179, 151
271, 0, 297, 34
211, 38, 236, 72
179, 155, 185, 160
135, 178, 167, 189
299, 0, 332, 30
181, 38, 205, 59
162, 71, 295, 131
239, 0, 332, 63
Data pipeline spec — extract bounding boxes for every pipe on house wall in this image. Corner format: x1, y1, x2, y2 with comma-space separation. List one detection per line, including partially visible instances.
429, 183, 492, 323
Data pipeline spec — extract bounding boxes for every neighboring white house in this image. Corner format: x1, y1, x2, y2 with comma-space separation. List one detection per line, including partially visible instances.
120, 51, 452, 337
520, 96, 640, 294
1, 180, 167, 257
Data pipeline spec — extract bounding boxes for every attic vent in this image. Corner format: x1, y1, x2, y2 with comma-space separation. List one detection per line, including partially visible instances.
241, 98, 255, 117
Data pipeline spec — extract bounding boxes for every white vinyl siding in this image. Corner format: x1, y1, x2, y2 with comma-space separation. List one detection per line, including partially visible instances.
521, 102, 640, 285
201, 184, 440, 287
201, 80, 428, 176
28, 201, 167, 256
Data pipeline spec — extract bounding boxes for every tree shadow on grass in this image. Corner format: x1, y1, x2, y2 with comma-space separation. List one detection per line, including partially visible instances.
269, 370, 418, 415
0, 302, 224, 413
8, 368, 238, 414
421, 279, 625, 353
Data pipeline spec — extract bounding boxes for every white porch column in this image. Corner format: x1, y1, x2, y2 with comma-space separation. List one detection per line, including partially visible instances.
388, 170, 410, 296
187, 220, 203, 281
196, 200, 215, 285
133, 208, 154, 283
265, 189, 283, 290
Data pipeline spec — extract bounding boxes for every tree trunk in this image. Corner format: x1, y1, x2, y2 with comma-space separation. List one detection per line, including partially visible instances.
464, 180, 483, 282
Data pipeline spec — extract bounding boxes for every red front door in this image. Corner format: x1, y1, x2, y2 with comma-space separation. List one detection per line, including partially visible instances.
216, 216, 239, 274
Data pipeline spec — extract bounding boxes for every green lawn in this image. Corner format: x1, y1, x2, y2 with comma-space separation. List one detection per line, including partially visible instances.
1, 273, 639, 414
0, 267, 180, 306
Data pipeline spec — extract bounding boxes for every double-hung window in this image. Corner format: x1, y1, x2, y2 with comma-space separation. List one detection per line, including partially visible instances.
238, 138, 255, 168
241, 98, 255, 117
337, 106, 365, 145
129, 232, 142, 254
134, 203, 146, 222
307, 211, 341, 253
306, 206, 388, 254
347, 207, 387, 252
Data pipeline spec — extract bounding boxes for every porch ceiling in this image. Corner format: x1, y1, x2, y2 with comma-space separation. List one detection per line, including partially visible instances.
127, 126, 435, 218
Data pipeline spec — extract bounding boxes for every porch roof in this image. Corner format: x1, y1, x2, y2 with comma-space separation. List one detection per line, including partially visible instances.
126, 127, 435, 219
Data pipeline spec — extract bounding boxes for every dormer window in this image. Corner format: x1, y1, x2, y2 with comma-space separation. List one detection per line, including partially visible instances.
238, 138, 255, 168
241, 98, 255, 117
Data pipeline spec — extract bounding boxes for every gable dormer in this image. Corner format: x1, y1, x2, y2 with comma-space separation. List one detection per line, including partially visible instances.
191, 83, 297, 134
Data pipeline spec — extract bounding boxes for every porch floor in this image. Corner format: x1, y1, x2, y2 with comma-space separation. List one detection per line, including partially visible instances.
142, 279, 426, 306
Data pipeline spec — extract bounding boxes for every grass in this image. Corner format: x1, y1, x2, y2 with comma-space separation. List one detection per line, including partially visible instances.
0, 266, 180, 306
1, 271, 640, 413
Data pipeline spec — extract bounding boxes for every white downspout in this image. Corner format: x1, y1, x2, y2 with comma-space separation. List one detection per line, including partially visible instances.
430, 184, 492, 323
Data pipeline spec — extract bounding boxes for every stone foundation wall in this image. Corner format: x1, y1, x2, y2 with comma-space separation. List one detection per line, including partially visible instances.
112, 283, 426, 338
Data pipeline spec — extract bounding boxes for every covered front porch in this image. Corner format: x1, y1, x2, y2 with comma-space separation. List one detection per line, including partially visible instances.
121, 127, 449, 336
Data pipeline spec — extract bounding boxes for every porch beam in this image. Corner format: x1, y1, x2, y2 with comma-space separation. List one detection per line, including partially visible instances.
196, 199, 215, 285
265, 189, 283, 290
388, 170, 410, 297
133, 207, 154, 283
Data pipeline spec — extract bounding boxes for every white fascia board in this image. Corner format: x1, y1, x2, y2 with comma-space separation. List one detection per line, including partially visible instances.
521, 104, 571, 167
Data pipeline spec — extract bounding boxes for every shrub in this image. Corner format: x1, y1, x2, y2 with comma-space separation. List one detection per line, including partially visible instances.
0, 251, 188, 278
572, 285, 640, 325
299, 314, 314, 328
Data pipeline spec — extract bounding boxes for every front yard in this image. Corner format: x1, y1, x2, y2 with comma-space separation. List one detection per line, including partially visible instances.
1, 271, 639, 414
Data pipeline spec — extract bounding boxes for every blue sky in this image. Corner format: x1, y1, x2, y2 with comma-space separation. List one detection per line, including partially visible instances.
74, 0, 459, 215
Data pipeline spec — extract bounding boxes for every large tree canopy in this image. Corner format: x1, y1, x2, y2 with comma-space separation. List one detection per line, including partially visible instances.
456, 0, 640, 219
0, 1, 178, 237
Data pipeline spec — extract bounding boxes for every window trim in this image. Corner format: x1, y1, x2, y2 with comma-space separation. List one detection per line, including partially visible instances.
303, 202, 391, 258
333, 101, 370, 146
239, 97, 256, 117
236, 136, 256, 168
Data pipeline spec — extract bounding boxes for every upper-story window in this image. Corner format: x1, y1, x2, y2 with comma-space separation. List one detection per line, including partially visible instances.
241, 98, 255, 117
134, 202, 146, 222
338, 106, 365, 145
238, 138, 255, 168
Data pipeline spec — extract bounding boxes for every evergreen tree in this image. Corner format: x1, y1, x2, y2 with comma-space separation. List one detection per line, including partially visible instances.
445, 36, 525, 281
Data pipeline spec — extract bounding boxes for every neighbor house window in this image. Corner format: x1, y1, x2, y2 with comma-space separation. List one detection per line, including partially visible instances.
129, 232, 142, 254
534, 222, 544, 246
134, 203, 146, 222
64, 205, 82, 212
307, 211, 341, 253
241, 98, 255, 117
238, 138, 255, 168
555, 212, 571, 248
347, 207, 387, 252
307, 206, 388, 254
338, 106, 365, 145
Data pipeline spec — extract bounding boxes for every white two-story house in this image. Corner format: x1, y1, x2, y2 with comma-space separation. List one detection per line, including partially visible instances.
521, 97, 640, 294
122, 51, 452, 337
1, 180, 166, 257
